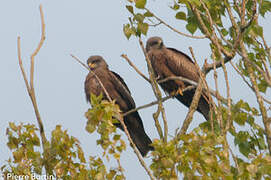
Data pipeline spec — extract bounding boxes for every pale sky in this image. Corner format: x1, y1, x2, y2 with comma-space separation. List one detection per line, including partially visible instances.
0, 0, 270, 179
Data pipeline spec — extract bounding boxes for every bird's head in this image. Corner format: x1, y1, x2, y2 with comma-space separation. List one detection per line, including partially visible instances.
87, 55, 108, 70
146, 36, 164, 52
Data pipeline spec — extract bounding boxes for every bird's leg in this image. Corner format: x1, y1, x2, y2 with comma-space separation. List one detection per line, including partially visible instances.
170, 86, 184, 96
177, 87, 183, 96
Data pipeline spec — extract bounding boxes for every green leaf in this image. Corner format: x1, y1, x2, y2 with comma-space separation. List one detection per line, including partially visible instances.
113, 134, 121, 141
252, 25, 263, 37
134, 13, 145, 22
259, 0, 271, 17
170, 3, 180, 10
186, 22, 197, 34
138, 22, 149, 35
221, 28, 228, 36
86, 121, 96, 133
144, 11, 153, 17
9, 122, 18, 131
126, 5, 134, 14
123, 24, 133, 39
239, 142, 250, 157
175, 11, 187, 20
258, 80, 268, 93
135, 0, 146, 9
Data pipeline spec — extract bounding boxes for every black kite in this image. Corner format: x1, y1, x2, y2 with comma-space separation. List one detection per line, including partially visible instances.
146, 37, 210, 120
84, 55, 153, 156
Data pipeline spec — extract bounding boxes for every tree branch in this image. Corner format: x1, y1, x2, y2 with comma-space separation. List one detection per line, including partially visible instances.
144, 8, 206, 39
121, 54, 151, 83
17, 4, 48, 173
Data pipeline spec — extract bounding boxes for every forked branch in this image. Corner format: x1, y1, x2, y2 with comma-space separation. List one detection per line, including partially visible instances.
17, 4, 48, 173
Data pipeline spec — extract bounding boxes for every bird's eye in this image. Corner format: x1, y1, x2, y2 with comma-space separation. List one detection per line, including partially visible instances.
151, 41, 158, 46
92, 60, 99, 63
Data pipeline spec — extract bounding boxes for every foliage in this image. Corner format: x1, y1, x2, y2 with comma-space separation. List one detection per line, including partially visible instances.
85, 94, 126, 161
2, 122, 124, 179
4, 0, 271, 179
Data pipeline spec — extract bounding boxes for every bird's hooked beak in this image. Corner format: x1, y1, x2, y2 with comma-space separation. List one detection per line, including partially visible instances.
88, 62, 96, 69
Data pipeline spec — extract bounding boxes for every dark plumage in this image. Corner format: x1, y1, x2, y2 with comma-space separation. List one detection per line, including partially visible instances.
84, 55, 153, 156
146, 37, 210, 120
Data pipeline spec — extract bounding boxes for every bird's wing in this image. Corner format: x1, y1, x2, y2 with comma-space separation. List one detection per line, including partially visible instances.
111, 71, 131, 94
167, 48, 194, 64
165, 48, 200, 82
109, 71, 136, 109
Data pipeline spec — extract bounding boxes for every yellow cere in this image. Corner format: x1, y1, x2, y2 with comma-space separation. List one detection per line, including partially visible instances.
88, 63, 96, 68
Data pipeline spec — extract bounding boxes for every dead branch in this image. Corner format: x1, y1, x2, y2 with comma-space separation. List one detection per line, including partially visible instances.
144, 8, 206, 39
121, 54, 151, 83
17, 4, 48, 173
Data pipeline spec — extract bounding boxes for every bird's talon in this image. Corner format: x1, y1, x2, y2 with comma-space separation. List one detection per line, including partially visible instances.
178, 88, 183, 96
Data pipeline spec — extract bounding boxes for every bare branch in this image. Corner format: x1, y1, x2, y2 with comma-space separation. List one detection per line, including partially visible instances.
178, 70, 204, 135
221, 55, 233, 132
118, 116, 156, 180
30, 5, 46, 90
121, 54, 151, 83
212, 55, 224, 128
70, 54, 89, 70
230, 56, 271, 105
17, 4, 48, 173
144, 8, 206, 39
17, 37, 31, 94
123, 95, 173, 117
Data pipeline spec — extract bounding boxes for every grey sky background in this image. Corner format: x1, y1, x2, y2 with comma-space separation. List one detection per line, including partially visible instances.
0, 0, 270, 179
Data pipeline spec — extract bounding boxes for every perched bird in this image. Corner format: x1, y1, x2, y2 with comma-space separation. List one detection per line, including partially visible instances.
84, 55, 153, 156
146, 36, 210, 120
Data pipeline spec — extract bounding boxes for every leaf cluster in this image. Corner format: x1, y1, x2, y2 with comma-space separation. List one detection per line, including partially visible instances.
85, 94, 126, 161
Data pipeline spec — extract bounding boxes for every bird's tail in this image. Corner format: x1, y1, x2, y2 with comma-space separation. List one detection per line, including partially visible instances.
125, 113, 154, 157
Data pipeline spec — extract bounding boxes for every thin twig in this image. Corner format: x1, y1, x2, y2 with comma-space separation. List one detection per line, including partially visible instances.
30, 5, 46, 91
230, 59, 271, 104
212, 53, 224, 128
221, 55, 233, 132
70, 54, 89, 70
121, 54, 151, 83
123, 95, 173, 117
118, 116, 156, 180
116, 159, 125, 178
144, 8, 206, 39
17, 37, 31, 94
